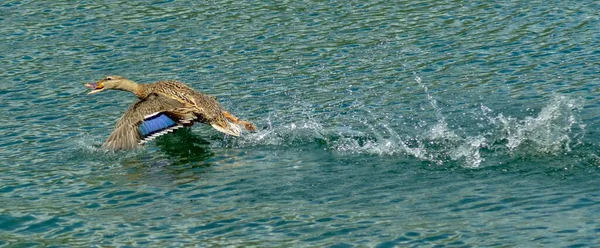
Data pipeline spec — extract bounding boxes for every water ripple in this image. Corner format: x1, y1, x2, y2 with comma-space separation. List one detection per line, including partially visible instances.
1, 0, 600, 246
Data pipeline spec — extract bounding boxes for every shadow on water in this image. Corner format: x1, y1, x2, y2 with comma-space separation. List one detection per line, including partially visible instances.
154, 128, 215, 166
113, 128, 217, 183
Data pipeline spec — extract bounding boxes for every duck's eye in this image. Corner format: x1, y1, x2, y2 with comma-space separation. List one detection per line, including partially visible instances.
105, 77, 113, 80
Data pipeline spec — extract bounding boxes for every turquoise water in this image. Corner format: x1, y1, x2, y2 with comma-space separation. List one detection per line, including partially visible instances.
1, 0, 600, 246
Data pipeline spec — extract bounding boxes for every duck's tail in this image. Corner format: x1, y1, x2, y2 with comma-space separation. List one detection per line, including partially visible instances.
221, 111, 257, 132
211, 120, 242, 136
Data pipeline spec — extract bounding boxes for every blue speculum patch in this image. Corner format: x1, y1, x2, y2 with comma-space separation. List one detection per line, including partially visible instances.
139, 113, 177, 138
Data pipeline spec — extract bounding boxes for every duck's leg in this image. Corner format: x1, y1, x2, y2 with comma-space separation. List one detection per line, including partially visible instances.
222, 111, 257, 131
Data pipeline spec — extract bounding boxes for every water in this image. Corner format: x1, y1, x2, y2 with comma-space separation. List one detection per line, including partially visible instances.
1, 0, 600, 246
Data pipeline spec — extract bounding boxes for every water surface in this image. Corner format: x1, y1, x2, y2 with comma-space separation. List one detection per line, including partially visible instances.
1, 1, 600, 247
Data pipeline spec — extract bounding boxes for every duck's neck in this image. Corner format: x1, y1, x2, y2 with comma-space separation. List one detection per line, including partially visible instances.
118, 80, 146, 99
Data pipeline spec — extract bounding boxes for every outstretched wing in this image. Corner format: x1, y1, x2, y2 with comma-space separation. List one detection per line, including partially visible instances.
101, 93, 196, 150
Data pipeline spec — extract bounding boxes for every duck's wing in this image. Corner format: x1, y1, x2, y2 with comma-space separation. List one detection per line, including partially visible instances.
101, 93, 197, 150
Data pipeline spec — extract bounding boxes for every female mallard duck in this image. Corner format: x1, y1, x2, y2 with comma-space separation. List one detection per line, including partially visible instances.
85, 75, 256, 150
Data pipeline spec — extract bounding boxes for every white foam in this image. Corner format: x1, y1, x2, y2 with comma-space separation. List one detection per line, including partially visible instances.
489, 95, 584, 154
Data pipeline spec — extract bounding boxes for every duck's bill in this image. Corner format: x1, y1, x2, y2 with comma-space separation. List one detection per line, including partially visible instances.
84, 83, 105, 94
88, 88, 105, 94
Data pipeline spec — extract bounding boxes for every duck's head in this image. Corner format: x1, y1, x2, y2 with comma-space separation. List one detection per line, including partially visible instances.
84, 75, 130, 94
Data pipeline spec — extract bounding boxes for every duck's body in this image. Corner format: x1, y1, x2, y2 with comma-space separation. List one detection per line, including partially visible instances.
85, 76, 256, 150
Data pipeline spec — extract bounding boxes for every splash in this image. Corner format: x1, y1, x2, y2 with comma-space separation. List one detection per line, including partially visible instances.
330, 96, 582, 168
329, 113, 488, 168
488, 95, 585, 154
73, 134, 105, 153
70, 135, 147, 161
231, 74, 583, 168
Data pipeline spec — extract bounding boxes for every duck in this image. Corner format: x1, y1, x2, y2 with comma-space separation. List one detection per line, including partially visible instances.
84, 75, 256, 150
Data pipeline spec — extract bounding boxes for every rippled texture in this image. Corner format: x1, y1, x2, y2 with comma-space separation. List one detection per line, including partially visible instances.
1, 0, 600, 246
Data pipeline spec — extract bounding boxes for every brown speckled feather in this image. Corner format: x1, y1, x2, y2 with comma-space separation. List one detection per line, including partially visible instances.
141, 81, 240, 135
